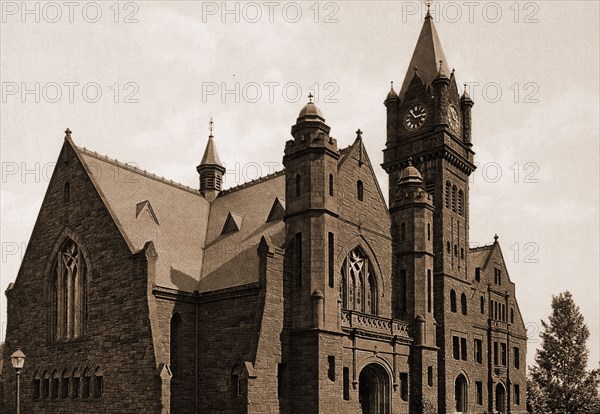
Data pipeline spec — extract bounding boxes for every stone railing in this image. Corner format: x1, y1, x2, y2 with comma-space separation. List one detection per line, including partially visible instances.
340, 310, 411, 339
489, 319, 509, 331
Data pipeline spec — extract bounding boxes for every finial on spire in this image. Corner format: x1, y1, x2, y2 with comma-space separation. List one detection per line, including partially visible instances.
308, 92, 314, 102
209, 117, 214, 137
356, 129, 363, 139
65, 128, 72, 138
425, 0, 432, 17
494, 234, 499, 242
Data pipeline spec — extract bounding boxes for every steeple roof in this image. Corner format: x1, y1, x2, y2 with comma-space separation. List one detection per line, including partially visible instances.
200, 135, 223, 167
399, 14, 451, 100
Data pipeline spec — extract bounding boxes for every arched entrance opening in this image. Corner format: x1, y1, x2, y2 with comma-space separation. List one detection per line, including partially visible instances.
495, 382, 506, 413
455, 374, 468, 413
358, 363, 390, 414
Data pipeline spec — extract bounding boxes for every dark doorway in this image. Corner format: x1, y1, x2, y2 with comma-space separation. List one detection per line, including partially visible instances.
455, 374, 468, 412
358, 363, 390, 414
495, 382, 506, 413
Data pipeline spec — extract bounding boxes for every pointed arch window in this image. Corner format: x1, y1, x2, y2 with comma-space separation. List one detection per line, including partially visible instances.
445, 181, 451, 209
458, 190, 464, 216
452, 185, 457, 212
50, 238, 88, 342
339, 247, 377, 315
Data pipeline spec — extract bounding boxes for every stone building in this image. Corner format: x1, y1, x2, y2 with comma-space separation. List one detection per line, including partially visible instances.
1, 12, 527, 414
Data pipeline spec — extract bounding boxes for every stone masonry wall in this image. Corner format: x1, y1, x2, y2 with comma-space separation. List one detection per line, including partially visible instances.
2, 140, 162, 413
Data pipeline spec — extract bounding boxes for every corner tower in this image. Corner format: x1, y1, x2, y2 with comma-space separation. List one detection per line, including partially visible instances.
283, 97, 339, 332
383, 11, 476, 282
382, 12, 477, 413
282, 98, 340, 413
197, 120, 226, 202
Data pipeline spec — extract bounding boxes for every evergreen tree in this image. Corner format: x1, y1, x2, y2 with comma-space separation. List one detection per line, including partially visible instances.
528, 291, 600, 413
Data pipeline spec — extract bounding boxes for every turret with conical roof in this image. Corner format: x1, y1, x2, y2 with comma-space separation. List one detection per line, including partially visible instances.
197, 119, 226, 202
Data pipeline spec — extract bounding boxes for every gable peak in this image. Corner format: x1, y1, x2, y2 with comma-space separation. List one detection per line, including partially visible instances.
267, 197, 286, 222
221, 212, 244, 235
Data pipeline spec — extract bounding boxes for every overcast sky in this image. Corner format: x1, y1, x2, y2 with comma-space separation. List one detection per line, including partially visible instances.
1, 1, 598, 369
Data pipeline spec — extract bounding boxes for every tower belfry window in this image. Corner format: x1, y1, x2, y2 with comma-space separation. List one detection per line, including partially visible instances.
445, 181, 451, 209
458, 190, 464, 216
452, 185, 457, 212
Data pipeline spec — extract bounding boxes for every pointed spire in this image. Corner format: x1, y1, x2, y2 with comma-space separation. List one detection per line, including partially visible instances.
425, 0, 432, 18
399, 10, 451, 100
200, 119, 223, 167
385, 81, 399, 102
461, 83, 473, 102
435, 59, 449, 79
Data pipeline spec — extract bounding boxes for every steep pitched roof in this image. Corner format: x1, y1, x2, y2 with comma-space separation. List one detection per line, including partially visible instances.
399, 14, 451, 100
468, 244, 494, 269
199, 135, 223, 166
72, 139, 210, 292
201, 171, 286, 292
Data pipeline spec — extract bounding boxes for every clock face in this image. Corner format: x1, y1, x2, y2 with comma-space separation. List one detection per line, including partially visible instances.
448, 105, 460, 131
404, 104, 427, 131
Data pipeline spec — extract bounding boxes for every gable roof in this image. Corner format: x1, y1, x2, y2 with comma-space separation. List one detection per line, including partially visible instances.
72, 139, 210, 292
201, 171, 286, 292
339, 136, 389, 210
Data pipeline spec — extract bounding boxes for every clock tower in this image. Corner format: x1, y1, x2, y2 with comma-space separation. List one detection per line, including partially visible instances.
382, 10, 476, 412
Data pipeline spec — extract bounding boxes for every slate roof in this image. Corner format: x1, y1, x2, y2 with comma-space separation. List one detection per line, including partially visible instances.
74, 142, 209, 292
70, 137, 286, 294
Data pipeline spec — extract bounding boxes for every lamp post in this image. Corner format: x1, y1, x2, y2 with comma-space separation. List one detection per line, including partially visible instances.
10, 349, 26, 414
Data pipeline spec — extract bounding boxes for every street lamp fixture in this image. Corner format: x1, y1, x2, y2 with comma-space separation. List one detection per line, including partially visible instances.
11, 349, 26, 414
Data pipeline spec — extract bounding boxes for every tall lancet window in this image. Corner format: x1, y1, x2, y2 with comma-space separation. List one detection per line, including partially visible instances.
339, 247, 377, 315
51, 239, 88, 341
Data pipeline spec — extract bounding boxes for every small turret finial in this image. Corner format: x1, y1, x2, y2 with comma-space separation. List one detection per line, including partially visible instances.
308, 92, 314, 102
65, 128, 72, 138
408, 157, 413, 166
356, 129, 363, 139
439, 60, 444, 70
494, 234, 499, 242
209, 118, 214, 137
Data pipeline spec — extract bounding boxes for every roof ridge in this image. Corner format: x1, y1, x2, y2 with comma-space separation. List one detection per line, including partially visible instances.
219, 169, 285, 197
469, 243, 494, 252
75, 145, 200, 196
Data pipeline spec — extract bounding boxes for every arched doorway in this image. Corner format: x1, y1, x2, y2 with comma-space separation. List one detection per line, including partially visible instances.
495, 383, 506, 413
358, 363, 390, 414
455, 374, 468, 413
